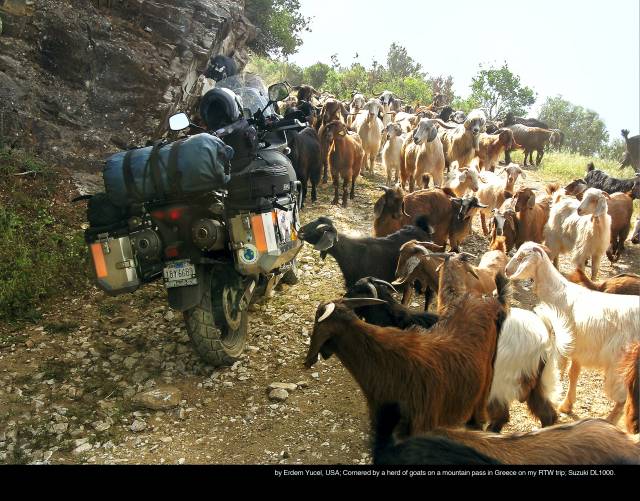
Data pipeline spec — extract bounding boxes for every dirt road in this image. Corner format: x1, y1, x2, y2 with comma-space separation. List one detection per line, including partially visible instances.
1, 161, 638, 464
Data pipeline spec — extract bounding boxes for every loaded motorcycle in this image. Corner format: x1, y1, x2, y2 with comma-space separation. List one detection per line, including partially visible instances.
82, 74, 305, 366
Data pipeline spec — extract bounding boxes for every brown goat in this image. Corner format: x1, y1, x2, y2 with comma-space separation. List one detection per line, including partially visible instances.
507, 124, 558, 167
373, 186, 486, 251
605, 192, 634, 262
489, 206, 517, 252
324, 121, 364, 207
565, 268, 640, 295
317, 99, 349, 183
304, 259, 509, 436
429, 419, 640, 464
512, 187, 551, 248
621, 343, 639, 434
477, 129, 517, 172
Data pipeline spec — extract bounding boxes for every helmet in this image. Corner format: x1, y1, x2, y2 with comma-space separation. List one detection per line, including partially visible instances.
199, 87, 243, 131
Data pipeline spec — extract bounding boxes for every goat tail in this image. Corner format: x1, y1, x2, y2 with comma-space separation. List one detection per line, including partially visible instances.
545, 182, 561, 195
587, 162, 596, 172
621, 129, 630, 139
534, 304, 574, 403
373, 403, 402, 461
414, 215, 435, 235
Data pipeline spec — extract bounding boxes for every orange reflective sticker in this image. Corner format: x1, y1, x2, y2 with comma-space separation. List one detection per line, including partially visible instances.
90, 243, 108, 278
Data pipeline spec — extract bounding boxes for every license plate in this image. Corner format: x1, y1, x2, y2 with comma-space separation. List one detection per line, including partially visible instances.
163, 260, 197, 288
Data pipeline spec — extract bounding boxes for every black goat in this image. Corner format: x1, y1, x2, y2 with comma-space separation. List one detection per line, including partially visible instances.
344, 277, 439, 329
584, 162, 640, 198
373, 403, 502, 465
502, 112, 550, 129
621, 129, 640, 173
286, 127, 322, 208
204, 54, 237, 82
298, 216, 434, 289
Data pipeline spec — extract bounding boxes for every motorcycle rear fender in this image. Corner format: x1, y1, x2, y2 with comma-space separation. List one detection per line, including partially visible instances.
167, 265, 211, 311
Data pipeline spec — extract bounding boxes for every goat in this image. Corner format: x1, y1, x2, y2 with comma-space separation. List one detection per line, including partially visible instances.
344, 277, 440, 329
440, 109, 487, 170
477, 129, 517, 172
543, 187, 611, 280
304, 258, 509, 435
373, 403, 502, 465
353, 99, 384, 176
347, 92, 366, 128
632, 217, 640, 244
204, 54, 237, 81
512, 187, 551, 248
505, 242, 640, 423
391, 246, 571, 433
476, 164, 525, 235
323, 121, 364, 207
382, 122, 405, 186
489, 204, 517, 253
621, 129, 640, 173
621, 343, 639, 434
372, 186, 486, 251
298, 216, 434, 289
286, 127, 321, 208
292, 84, 320, 104
565, 268, 640, 296
506, 124, 557, 166
317, 99, 349, 182
400, 118, 453, 190
562, 178, 634, 262
502, 112, 550, 129
428, 419, 640, 464
443, 166, 481, 197
584, 162, 640, 197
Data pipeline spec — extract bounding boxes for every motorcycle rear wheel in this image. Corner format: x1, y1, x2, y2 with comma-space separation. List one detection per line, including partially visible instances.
184, 277, 248, 367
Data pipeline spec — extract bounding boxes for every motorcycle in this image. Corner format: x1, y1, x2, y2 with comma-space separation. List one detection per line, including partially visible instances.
83, 74, 306, 366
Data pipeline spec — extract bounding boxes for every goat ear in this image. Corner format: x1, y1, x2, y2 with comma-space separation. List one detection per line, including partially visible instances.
314, 230, 337, 251
519, 169, 526, 179
527, 193, 536, 209
508, 216, 516, 232
341, 298, 387, 309
427, 125, 438, 142
373, 196, 386, 218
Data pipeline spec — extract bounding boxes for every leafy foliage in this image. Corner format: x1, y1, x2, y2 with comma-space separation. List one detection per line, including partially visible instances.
538, 96, 609, 156
469, 63, 536, 120
245, 0, 311, 57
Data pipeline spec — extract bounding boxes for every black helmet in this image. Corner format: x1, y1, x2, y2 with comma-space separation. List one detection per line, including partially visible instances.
199, 87, 243, 131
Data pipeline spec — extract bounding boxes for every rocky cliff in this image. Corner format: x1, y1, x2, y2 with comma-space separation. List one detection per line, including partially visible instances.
0, 0, 255, 171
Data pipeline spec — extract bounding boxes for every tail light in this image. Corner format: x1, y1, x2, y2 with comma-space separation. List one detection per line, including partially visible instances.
151, 206, 187, 223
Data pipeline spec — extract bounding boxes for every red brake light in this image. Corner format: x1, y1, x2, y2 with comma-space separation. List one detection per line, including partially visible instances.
165, 246, 180, 258
168, 208, 184, 221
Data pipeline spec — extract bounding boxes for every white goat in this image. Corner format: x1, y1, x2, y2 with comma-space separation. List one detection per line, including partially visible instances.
505, 241, 640, 423
543, 187, 611, 280
488, 304, 572, 432
382, 122, 405, 186
353, 99, 384, 176
476, 164, 526, 235
443, 165, 481, 196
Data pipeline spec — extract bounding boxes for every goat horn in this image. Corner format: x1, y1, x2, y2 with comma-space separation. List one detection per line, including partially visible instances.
370, 279, 399, 294
432, 119, 457, 129
340, 298, 386, 309
467, 268, 480, 280
317, 302, 335, 323
393, 256, 421, 285
460, 252, 477, 259
366, 282, 378, 299
416, 241, 445, 252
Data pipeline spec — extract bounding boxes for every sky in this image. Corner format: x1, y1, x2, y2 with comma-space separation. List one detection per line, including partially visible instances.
288, 0, 640, 142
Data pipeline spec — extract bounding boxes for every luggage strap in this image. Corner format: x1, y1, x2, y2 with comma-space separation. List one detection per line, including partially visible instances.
122, 149, 142, 202
148, 140, 165, 196
166, 139, 184, 197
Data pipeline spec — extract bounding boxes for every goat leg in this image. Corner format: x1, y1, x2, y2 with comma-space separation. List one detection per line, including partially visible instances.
480, 212, 489, 236
332, 177, 340, 205
487, 400, 510, 433
606, 401, 625, 425
350, 176, 356, 200
526, 369, 559, 428
342, 176, 350, 207
559, 359, 581, 414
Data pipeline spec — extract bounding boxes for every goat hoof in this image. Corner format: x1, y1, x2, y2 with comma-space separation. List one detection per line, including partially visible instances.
558, 402, 573, 414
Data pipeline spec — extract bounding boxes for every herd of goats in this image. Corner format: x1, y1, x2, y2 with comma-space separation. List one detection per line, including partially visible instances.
273, 84, 640, 465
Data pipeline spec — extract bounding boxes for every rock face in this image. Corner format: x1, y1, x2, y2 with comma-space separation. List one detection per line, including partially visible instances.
0, 0, 255, 170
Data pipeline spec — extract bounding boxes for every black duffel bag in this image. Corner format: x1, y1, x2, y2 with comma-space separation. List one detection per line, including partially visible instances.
103, 133, 233, 207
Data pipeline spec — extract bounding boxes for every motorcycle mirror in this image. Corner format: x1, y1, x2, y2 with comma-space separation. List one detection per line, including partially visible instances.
169, 112, 190, 131
268, 82, 289, 103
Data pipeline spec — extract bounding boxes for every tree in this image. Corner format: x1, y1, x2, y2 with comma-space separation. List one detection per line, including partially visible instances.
538, 96, 609, 156
386, 43, 423, 79
601, 138, 626, 162
303, 62, 331, 89
245, 0, 311, 57
469, 63, 536, 120
428, 75, 455, 105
